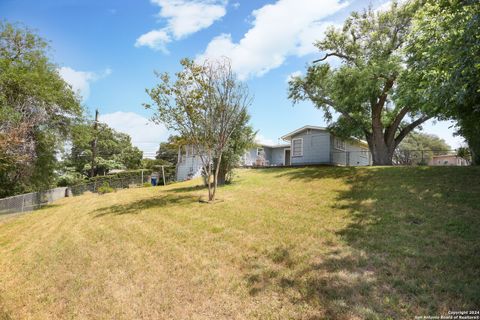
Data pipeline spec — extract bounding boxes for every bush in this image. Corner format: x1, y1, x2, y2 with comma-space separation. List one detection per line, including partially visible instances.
142, 182, 152, 188
98, 182, 115, 194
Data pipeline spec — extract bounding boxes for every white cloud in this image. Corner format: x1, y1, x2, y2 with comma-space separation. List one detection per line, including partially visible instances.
99, 111, 171, 157
58, 67, 112, 101
255, 133, 277, 146
135, 29, 171, 52
197, 0, 348, 79
232, 2, 240, 9
286, 70, 302, 83
135, 0, 227, 51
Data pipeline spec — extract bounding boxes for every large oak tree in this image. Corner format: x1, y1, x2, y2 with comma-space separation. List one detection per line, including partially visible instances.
289, 1, 435, 165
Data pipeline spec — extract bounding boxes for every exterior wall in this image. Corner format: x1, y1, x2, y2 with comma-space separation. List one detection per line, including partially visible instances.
242, 146, 288, 166
330, 136, 371, 166
290, 129, 331, 165
270, 148, 287, 165
345, 141, 371, 166
243, 148, 258, 166
176, 145, 203, 181
263, 147, 272, 164
429, 155, 469, 166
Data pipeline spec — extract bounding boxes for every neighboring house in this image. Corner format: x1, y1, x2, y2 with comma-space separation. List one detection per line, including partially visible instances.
428, 154, 470, 166
175, 125, 372, 181
176, 145, 204, 181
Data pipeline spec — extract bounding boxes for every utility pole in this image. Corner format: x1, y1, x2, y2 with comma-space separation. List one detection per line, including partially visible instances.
161, 166, 166, 186
90, 109, 99, 178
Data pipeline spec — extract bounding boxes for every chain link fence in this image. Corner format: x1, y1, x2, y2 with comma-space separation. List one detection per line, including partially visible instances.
69, 174, 149, 195
0, 173, 151, 217
331, 149, 469, 166
0, 187, 68, 216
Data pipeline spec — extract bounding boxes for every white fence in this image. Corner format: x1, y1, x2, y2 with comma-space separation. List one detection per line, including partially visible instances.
0, 187, 68, 216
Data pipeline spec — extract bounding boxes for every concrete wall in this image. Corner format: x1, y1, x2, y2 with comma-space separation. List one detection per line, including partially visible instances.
290, 129, 331, 165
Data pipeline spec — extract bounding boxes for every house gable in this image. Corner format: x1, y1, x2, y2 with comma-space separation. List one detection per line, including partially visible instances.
289, 129, 331, 165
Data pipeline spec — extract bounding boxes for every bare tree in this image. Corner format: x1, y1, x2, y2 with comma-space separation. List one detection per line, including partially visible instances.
145, 58, 252, 201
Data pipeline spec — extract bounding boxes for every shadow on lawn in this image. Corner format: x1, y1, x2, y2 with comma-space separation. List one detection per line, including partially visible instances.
92, 194, 198, 218
244, 166, 480, 319
166, 184, 206, 194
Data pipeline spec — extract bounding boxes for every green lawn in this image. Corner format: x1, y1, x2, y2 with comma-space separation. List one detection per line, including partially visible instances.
1, 167, 479, 319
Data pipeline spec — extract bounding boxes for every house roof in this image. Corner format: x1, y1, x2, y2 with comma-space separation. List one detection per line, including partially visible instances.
280, 125, 368, 147
258, 143, 290, 149
280, 125, 327, 141
431, 154, 458, 158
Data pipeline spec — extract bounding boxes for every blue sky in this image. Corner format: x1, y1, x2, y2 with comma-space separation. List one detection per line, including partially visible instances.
1, 0, 463, 156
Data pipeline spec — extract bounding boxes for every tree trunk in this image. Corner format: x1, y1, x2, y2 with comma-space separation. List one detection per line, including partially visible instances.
217, 169, 226, 186
211, 153, 222, 201
206, 163, 212, 201
467, 136, 480, 166
368, 120, 395, 165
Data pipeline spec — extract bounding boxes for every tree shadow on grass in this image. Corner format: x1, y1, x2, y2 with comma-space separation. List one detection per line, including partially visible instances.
243, 166, 480, 319
92, 194, 198, 218
166, 184, 206, 194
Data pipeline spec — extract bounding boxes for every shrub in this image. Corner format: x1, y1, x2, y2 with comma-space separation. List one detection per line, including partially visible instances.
142, 182, 152, 188
98, 182, 115, 194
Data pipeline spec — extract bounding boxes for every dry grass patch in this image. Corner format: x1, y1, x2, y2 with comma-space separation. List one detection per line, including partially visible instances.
0, 166, 479, 319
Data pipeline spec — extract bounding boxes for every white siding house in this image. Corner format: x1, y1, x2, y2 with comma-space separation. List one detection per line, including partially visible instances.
176, 145, 203, 181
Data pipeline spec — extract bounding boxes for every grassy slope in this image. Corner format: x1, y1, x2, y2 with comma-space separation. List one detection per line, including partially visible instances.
0, 167, 479, 320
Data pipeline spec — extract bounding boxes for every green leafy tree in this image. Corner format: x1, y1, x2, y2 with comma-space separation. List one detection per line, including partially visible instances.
0, 22, 81, 197
215, 111, 255, 185
145, 58, 252, 201
141, 158, 176, 183
156, 135, 182, 165
394, 132, 451, 165
405, 0, 480, 164
289, 1, 438, 165
456, 147, 471, 163
66, 122, 143, 177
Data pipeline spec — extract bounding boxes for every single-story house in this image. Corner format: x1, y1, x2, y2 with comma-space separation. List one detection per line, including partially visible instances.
428, 154, 470, 166
175, 125, 372, 181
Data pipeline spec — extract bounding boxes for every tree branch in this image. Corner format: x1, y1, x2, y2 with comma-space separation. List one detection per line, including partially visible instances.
384, 106, 410, 145
394, 115, 433, 148
313, 52, 356, 64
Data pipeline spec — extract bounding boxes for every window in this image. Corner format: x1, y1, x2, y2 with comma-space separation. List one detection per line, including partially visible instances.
292, 138, 303, 157
334, 137, 346, 151
257, 147, 264, 156
359, 150, 368, 158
